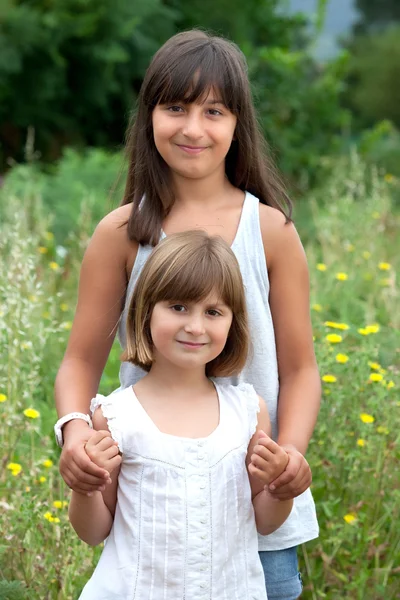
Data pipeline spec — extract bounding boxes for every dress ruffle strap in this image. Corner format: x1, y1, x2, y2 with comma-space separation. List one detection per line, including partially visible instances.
89, 393, 123, 453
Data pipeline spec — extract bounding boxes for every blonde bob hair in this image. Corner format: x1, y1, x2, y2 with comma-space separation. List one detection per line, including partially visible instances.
122, 230, 249, 377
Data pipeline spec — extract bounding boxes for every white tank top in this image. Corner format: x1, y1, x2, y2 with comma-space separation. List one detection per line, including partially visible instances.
80, 382, 267, 600
117, 191, 319, 551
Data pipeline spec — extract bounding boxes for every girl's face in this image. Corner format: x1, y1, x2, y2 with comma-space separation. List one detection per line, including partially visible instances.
152, 89, 237, 183
149, 291, 233, 371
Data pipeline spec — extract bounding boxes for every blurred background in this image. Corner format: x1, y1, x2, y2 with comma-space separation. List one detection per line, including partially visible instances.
0, 1, 399, 599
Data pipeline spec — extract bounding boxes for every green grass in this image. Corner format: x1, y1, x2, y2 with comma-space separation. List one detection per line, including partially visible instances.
0, 152, 399, 599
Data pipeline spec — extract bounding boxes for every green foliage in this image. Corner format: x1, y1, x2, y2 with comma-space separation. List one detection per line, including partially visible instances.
345, 26, 400, 129
0, 0, 177, 164
0, 580, 28, 600
2, 147, 126, 241
248, 45, 351, 184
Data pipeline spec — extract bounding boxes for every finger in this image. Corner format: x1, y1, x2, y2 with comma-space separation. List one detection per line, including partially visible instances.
269, 459, 302, 490
94, 436, 119, 452
62, 466, 106, 493
74, 449, 110, 479
102, 445, 121, 459
270, 471, 312, 499
253, 436, 280, 454
105, 455, 122, 475
248, 463, 268, 481
253, 444, 281, 462
270, 470, 311, 491
68, 458, 110, 486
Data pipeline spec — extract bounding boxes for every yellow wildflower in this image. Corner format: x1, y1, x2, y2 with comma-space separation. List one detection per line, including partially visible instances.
357, 439, 366, 447
322, 375, 337, 383
384, 173, 394, 183
360, 413, 375, 424
358, 328, 369, 335
42, 459, 54, 468
365, 324, 380, 334
336, 272, 348, 281
387, 381, 395, 390
61, 321, 72, 331
53, 500, 68, 509
0, 393, 7, 402
49, 261, 59, 271
25, 486, 31, 492
378, 262, 391, 271
45, 231, 54, 241
44, 512, 54, 522
376, 426, 389, 435
326, 334, 342, 344
343, 514, 357, 524
368, 362, 381, 370
317, 263, 327, 271
38, 246, 48, 254
325, 322, 349, 330
336, 353, 349, 364
362, 251, 371, 260
60, 303, 68, 312
312, 303, 322, 312
7, 462, 22, 476
369, 373, 383, 382
23, 408, 40, 419
39, 476, 47, 483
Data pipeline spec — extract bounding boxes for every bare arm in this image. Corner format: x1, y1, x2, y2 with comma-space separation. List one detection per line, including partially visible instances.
260, 206, 321, 498
69, 408, 120, 545
247, 398, 293, 535
55, 205, 136, 493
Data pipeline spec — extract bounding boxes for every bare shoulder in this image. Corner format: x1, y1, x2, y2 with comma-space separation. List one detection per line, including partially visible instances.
87, 203, 137, 268
94, 203, 133, 240
258, 204, 305, 271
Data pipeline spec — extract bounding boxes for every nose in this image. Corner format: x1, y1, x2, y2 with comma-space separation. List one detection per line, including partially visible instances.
182, 111, 204, 141
184, 314, 206, 336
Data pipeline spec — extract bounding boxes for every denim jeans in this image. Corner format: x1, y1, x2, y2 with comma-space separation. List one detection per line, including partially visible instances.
258, 546, 302, 600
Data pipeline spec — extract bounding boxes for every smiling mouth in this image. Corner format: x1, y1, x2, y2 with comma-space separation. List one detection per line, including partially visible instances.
176, 145, 207, 154
177, 340, 207, 348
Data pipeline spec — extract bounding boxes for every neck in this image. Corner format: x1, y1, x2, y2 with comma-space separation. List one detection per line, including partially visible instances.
146, 359, 210, 396
171, 168, 233, 209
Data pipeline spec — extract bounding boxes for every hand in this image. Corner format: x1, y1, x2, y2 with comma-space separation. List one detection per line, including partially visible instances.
85, 430, 122, 477
268, 444, 312, 500
59, 420, 114, 495
248, 431, 289, 488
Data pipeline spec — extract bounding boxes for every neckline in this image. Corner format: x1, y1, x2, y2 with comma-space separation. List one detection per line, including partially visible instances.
129, 381, 223, 442
160, 191, 248, 249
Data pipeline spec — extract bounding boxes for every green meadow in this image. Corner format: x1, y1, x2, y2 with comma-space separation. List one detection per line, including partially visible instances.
0, 151, 399, 599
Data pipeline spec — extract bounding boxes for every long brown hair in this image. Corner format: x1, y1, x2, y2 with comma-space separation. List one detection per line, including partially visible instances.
121, 29, 292, 246
122, 230, 249, 377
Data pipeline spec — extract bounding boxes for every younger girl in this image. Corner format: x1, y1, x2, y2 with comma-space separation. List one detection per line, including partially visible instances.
56, 30, 321, 599
69, 231, 293, 600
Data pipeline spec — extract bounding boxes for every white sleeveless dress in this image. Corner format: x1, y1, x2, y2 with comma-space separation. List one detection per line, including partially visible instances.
79, 382, 268, 600
117, 191, 319, 551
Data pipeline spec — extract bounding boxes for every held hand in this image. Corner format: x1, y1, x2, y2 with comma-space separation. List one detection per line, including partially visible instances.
59, 420, 113, 495
248, 430, 289, 488
268, 445, 312, 500
85, 430, 122, 477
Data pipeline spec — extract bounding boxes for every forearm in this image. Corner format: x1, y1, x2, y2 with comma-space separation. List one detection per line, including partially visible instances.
55, 356, 103, 418
69, 490, 113, 546
277, 366, 321, 455
253, 490, 293, 535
